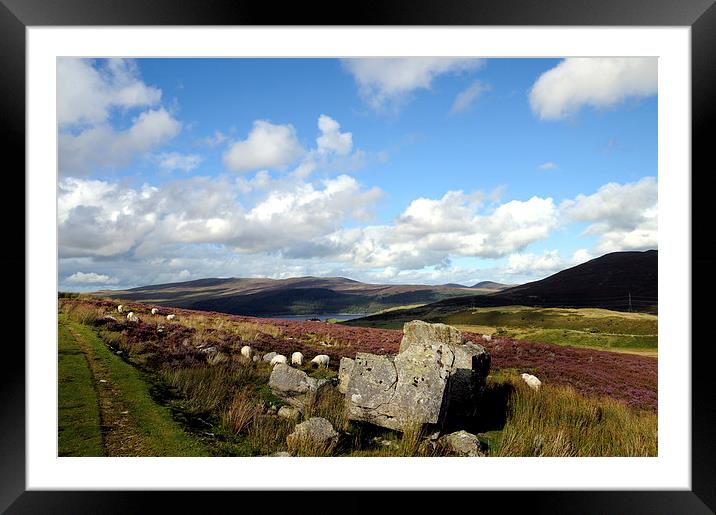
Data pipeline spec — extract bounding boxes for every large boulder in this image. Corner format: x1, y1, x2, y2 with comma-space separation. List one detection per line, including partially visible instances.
286, 417, 339, 454
337, 357, 355, 394
269, 363, 328, 412
399, 320, 463, 353
344, 321, 490, 432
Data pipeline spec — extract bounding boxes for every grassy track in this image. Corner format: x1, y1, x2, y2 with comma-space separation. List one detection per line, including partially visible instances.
58, 314, 205, 456
58, 321, 104, 456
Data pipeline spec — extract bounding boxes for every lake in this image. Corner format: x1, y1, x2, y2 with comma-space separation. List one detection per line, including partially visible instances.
259, 313, 369, 322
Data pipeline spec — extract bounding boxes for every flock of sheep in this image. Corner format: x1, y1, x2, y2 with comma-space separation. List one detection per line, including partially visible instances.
240, 345, 330, 369
116, 304, 330, 370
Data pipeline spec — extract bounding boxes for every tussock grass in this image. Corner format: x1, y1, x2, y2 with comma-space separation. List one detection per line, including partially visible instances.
221, 391, 263, 435
64, 303, 104, 325
160, 364, 268, 413
491, 371, 657, 457
246, 414, 294, 455
304, 385, 348, 431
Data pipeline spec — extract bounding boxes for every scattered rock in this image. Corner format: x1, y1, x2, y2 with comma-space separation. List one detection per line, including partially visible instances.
441, 430, 484, 457
269, 363, 328, 412
263, 352, 278, 362
252, 355, 260, 363
337, 357, 355, 394
286, 417, 339, 453
271, 451, 291, 457
278, 406, 301, 422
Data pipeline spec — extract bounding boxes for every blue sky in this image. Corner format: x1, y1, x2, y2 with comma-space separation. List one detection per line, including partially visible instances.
57, 57, 658, 290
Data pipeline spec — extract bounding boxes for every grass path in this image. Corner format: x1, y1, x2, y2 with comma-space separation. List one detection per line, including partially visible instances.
58, 314, 205, 456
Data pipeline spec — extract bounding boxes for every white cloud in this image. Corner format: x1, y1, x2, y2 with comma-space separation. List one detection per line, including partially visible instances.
529, 58, 657, 120
57, 58, 162, 127
316, 115, 353, 156
342, 58, 484, 110
65, 272, 119, 285
538, 161, 558, 171
154, 152, 203, 172
451, 80, 489, 113
502, 248, 594, 279
201, 130, 228, 147
223, 120, 305, 172
561, 176, 657, 253
60, 108, 181, 176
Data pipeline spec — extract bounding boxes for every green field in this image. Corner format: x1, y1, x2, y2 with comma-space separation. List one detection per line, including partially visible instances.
349, 306, 658, 355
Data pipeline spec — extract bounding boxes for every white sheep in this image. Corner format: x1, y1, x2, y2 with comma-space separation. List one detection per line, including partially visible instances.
521, 373, 542, 391
240, 345, 252, 359
151, 308, 159, 315
482, 333, 492, 342
166, 314, 176, 321
126, 311, 134, 320
311, 354, 330, 368
270, 354, 287, 367
127, 312, 140, 323
291, 351, 304, 366
117, 305, 123, 313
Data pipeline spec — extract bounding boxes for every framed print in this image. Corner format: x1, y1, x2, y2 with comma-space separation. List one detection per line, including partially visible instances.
4, 0, 715, 512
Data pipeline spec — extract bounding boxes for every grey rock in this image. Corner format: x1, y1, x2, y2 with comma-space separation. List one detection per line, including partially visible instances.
252, 355, 260, 362
441, 430, 484, 457
263, 351, 278, 362
277, 406, 301, 422
269, 363, 328, 412
286, 417, 339, 453
399, 320, 463, 353
344, 321, 490, 432
271, 451, 292, 457
337, 357, 355, 394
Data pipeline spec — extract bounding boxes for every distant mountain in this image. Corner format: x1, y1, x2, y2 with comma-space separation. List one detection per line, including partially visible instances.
442, 283, 469, 288
470, 281, 511, 290
94, 276, 483, 317
346, 250, 658, 325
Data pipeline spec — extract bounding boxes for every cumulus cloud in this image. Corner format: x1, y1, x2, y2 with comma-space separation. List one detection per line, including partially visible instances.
561, 176, 657, 253
223, 120, 305, 172
342, 58, 484, 110
65, 271, 119, 285
59, 108, 181, 176
529, 58, 657, 120
503, 248, 593, 277
58, 174, 383, 260
154, 152, 203, 172
316, 115, 353, 156
57, 58, 162, 127
451, 80, 489, 113
538, 161, 558, 171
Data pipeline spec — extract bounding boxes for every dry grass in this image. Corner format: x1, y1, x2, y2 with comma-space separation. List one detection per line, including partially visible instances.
221, 391, 263, 435
304, 385, 348, 431
246, 414, 294, 455
492, 371, 657, 457
63, 303, 104, 325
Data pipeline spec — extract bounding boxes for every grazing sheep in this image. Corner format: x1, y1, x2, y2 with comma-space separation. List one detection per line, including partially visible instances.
482, 333, 492, 342
126, 311, 134, 319
117, 305, 123, 313
151, 308, 159, 315
291, 351, 304, 366
166, 314, 176, 321
270, 354, 287, 367
240, 345, 252, 359
521, 373, 542, 391
311, 354, 330, 368
126, 312, 140, 323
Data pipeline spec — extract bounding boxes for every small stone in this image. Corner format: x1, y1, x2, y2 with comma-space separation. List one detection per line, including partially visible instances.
277, 406, 301, 421
441, 430, 484, 457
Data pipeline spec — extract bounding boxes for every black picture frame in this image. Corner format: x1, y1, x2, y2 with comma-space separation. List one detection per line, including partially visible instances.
3, 0, 713, 512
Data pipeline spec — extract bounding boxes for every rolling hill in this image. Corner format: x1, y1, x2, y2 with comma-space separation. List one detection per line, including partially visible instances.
93, 276, 507, 317
345, 250, 658, 326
